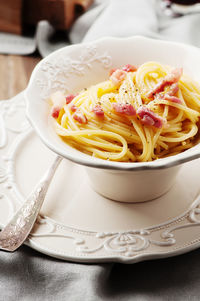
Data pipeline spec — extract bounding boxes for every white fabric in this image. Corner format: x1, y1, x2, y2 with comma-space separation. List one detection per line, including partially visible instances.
37, 0, 200, 56
0, 0, 200, 57
70, 0, 158, 43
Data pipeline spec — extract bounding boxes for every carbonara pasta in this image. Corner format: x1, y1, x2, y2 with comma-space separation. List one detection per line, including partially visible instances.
50, 62, 200, 162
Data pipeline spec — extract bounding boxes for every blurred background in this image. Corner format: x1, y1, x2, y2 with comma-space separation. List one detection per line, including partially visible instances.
0, 0, 94, 99
0, 0, 200, 99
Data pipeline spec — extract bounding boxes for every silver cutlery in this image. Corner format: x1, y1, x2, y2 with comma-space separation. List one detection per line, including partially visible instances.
0, 155, 61, 252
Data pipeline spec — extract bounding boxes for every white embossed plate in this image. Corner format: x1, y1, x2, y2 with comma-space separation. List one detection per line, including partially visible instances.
1, 93, 200, 263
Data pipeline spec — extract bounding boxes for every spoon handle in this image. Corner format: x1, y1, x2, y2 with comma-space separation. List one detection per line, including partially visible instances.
0, 155, 62, 252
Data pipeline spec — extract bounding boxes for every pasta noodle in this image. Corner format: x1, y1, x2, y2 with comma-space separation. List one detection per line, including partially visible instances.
50, 62, 200, 162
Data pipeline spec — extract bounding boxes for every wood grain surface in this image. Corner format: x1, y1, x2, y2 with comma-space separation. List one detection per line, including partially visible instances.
24, 0, 93, 30
0, 0, 93, 34
0, 0, 22, 35
0, 54, 40, 100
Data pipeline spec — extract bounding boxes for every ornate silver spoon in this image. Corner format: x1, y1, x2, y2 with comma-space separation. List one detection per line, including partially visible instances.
0, 155, 62, 252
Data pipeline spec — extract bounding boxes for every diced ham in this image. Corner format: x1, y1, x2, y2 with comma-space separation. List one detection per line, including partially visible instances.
167, 83, 179, 96
51, 91, 66, 107
92, 104, 104, 118
122, 64, 137, 72
163, 95, 182, 104
158, 83, 182, 103
113, 103, 136, 116
141, 114, 155, 126
73, 111, 87, 124
146, 68, 183, 99
69, 103, 78, 112
137, 106, 165, 128
166, 68, 183, 83
109, 68, 117, 76
66, 94, 76, 104
110, 69, 127, 87
51, 106, 60, 119
50, 91, 66, 118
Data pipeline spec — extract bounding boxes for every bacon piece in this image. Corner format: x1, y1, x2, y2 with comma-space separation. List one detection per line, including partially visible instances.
109, 68, 117, 76
158, 83, 182, 103
51, 91, 66, 118
110, 69, 127, 87
167, 83, 179, 96
141, 114, 155, 126
51, 91, 66, 107
166, 68, 182, 83
69, 103, 78, 112
122, 64, 137, 72
137, 106, 165, 128
113, 103, 136, 116
163, 95, 182, 104
92, 104, 104, 118
146, 68, 183, 99
66, 94, 76, 104
73, 111, 87, 124
51, 106, 60, 119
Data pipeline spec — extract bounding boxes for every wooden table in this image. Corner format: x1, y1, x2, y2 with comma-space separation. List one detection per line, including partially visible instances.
0, 54, 41, 100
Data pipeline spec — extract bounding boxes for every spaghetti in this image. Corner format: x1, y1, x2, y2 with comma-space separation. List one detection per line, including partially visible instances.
50, 62, 200, 162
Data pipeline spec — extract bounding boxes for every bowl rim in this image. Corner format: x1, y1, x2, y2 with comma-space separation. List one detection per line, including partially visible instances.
25, 35, 200, 171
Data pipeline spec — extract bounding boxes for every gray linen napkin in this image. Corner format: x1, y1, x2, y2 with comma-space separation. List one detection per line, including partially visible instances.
1, 245, 200, 300
1, 1, 200, 300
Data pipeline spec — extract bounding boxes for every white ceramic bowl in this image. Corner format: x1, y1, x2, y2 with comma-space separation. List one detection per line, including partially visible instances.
25, 36, 200, 203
